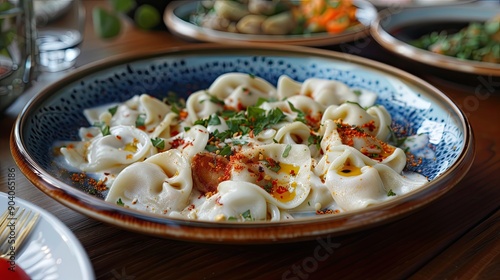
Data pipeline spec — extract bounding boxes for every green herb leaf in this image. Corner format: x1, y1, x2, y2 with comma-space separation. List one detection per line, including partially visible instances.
207, 114, 221, 126
108, 105, 118, 116
135, 114, 146, 127
151, 137, 165, 150
218, 145, 232, 156
241, 209, 253, 221
283, 144, 292, 158
116, 198, 124, 206
207, 92, 225, 106
288, 102, 306, 124
263, 182, 273, 193
387, 189, 396, 197
308, 134, 322, 149
93, 121, 111, 136
205, 145, 218, 153
262, 158, 281, 173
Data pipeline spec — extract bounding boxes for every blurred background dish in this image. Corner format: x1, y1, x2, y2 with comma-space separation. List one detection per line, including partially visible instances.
371, 4, 500, 76
367, 0, 477, 8
33, 0, 72, 24
164, 0, 377, 46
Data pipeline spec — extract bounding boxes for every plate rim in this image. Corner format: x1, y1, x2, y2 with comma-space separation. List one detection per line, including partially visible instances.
0, 192, 94, 279
370, 4, 500, 76
163, 0, 377, 46
367, 0, 477, 8
11, 43, 475, 243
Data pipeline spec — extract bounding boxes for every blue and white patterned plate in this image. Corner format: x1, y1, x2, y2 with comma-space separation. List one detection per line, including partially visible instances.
12, 44, 474, 243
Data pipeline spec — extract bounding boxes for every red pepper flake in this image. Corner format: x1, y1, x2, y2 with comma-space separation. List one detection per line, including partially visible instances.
362, 120, 377, 132
170, 138, 185, 149
116, 135, 122, 140
86, 132, 94, 138
236, 101, 245, 111
316, 209, 340, 215
216, 196, 223, 206
71, 172, 108, 192
306, 112, 322, 130
276, 186, 287, 194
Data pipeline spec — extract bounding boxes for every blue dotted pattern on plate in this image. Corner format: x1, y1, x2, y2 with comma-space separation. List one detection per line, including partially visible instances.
25, 55, 464, 187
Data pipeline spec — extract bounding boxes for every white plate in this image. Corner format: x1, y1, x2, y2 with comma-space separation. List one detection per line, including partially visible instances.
164, 0, 377, 46
0, 193, 94, 280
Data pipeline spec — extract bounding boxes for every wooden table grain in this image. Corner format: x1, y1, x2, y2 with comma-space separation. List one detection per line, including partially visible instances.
1, 1, 499, 279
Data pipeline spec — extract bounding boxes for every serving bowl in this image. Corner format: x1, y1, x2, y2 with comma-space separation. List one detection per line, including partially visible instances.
11, 44, 474, 243
164, 0, 377, 46
371, 4, 500, 76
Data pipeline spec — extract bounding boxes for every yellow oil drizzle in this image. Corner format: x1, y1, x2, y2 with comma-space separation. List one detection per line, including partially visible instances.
124, 142, 137, 153
337, 160, 362, 177
278, 163, 300, 176
273, 184, 296, 203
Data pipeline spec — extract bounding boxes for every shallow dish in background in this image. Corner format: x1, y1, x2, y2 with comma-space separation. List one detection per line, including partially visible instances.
367, 0, 476, 9
0, 193, 94, 280
164, 0, 377, 46
12, 44, 474, 243
371, 4, 500, 76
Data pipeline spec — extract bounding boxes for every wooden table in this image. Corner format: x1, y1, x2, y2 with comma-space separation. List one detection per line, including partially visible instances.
1, 1, 499, 279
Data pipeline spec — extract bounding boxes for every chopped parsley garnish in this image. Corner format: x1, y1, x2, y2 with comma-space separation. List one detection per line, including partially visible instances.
241, 209, 253, 221
205, 145, 218, 153
195, 114, 222, 127
248, 107, 286, 136
151, 137, 165, 150
308, 134, 322, 149
207, 114, 221, 126
163, 91, 186, 113
263, 182, 273, 193
218, 145, 232, 156
195, 105, 286, 139
288, 101, 306, 124
387, 189, 396, 196
135, 113, 146, 127
108, 105, 118, 116
205, 142, 233, 156
205, 92, 225, 106
345, 101, 364, 109
353, 89, 362, 96
93, 121, 110, 136
261, 157, 281, 172
388, 125, 407, 147
283, 144, 292, 158
116, 198, 124, 206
